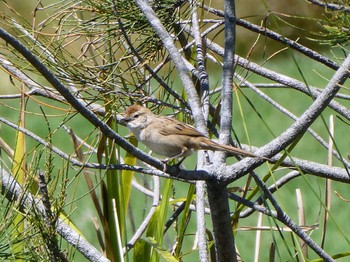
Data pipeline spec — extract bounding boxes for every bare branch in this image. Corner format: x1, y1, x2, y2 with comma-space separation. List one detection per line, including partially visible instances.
225, 52, 350, 182
229, 191, 332, 260
206, 39, 350, 122
125, 176, 159, 252
238, 171, 301, 218
190, 1, 211, 260
249, 171, 335, 261
207, 182, 237, 262
235, 74, 350, 166
134, 0, 206, 132
307, 0, 350, 12
206, 1, 238, 262
203, 4, 339, 70
215, 0, 235, 162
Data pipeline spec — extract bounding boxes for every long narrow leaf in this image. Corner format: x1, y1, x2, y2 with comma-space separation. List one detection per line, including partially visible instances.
121, 135, 137, 223
142, 178, 172, 262
143, 237, 179, 262
11, 91, 26, 261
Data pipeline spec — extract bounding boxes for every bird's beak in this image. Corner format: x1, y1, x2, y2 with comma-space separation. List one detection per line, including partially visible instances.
117, 114, 130, 124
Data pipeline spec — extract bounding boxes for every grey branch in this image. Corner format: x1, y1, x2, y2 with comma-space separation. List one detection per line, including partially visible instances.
307, 0, 350, 12
235, 74, 350, 167
203, 4, 339, 69
134, 0, 206, 133
224, 51, 350, 183
205, 39, 350, 122
191, 2, 210, 261
125, 176, 159, 252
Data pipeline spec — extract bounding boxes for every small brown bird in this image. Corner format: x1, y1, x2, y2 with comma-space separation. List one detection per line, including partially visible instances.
120, 104, 265, 163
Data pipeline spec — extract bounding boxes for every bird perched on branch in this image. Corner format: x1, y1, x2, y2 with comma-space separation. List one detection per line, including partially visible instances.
120, 104, 268, 165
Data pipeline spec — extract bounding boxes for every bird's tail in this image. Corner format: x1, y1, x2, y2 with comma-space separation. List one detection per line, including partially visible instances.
195, 137, 267, 159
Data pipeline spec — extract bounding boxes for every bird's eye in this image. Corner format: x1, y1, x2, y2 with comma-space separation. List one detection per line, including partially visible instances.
133, 114, 139, 119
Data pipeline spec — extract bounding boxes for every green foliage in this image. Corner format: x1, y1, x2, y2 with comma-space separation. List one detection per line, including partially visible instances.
318, 1, 350, 45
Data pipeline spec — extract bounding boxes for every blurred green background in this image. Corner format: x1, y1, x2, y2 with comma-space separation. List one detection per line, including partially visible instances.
1, 0, 350, 261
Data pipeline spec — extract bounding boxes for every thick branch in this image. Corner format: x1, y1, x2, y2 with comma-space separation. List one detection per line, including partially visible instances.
214, 0, 235, 164
207, 1, 237, 262
224, 52, 350, 182
191, 2, 210, 261
207, 183, 237, 262
0, 114, 214, 181
134, 0, 207, 132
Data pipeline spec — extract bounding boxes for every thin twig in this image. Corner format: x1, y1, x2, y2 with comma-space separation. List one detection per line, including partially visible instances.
237, 171, 301, 218
0, 56, 105, 115
249, 171, 335, 261
307, 0, 350, 12
125, 175, 160, 252
209, 83, 350, 100
235, 75, 350, 166
321, 115, 334, 248
131, 178, 211, 214
205, 39, 350, 122
203, 4, 339, 70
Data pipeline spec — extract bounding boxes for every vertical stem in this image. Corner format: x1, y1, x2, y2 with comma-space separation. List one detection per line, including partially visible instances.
207, 183, 237, 262
191, 1, 211, 261
207, 0, 237, 260
196, 180, 209, 261
219, 0, 235, 144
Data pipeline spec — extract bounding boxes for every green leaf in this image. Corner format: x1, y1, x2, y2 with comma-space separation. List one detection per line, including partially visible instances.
145, 178, 172, 262
11, 93, 26, 262
121, 135, 138, 219
143, 237, 179, 262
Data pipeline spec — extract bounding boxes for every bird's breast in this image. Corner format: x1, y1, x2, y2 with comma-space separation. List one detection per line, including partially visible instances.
139, 130, 187, 158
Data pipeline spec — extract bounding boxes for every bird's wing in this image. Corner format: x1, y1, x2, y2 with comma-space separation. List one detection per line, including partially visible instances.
156, 117, 205, 137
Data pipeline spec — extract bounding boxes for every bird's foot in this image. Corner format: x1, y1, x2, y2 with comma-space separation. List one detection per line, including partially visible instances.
161, 158, 170, 172
161, 157, 185, 174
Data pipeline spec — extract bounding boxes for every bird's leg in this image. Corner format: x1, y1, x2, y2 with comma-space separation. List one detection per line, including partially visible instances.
161, 158, 171, 164
161, 156, 186, 172
175, 157, 186, 167
161, 158, 170, 172
204, 150, 212, 164
161, 149, 189, 172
